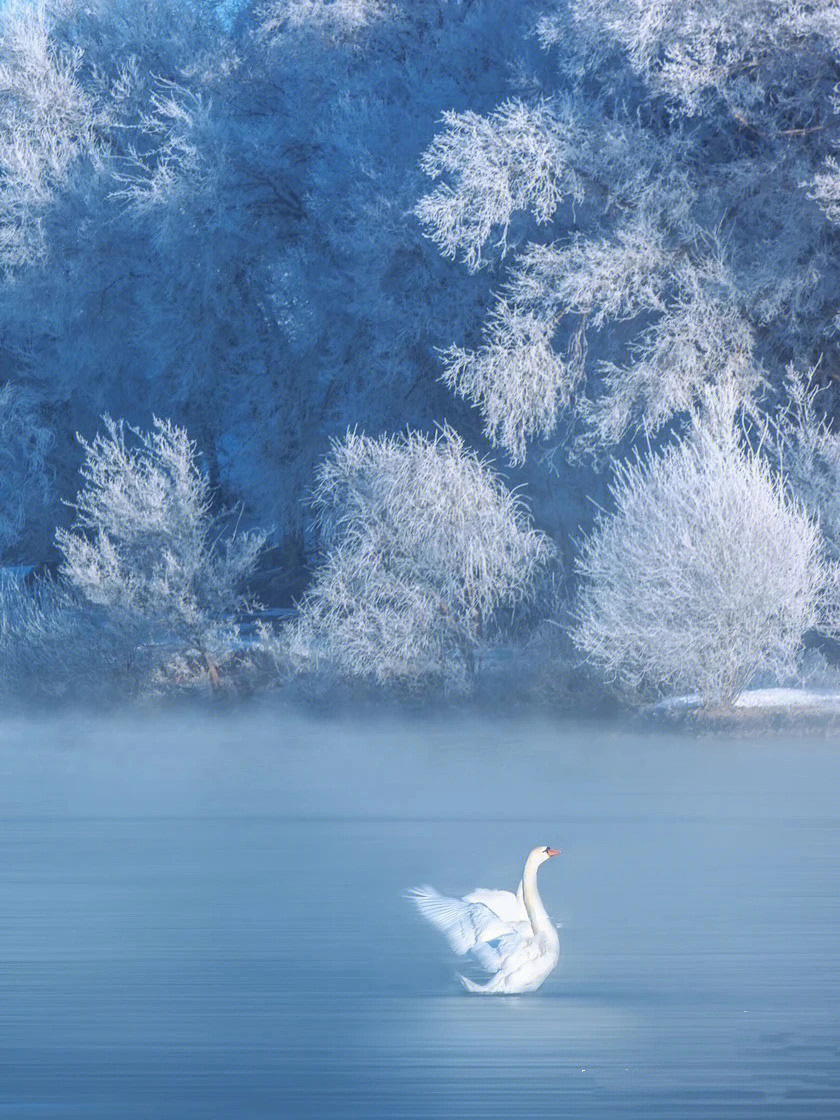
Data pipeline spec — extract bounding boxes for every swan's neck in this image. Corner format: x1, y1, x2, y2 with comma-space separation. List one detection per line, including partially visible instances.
521, 856, 553, 937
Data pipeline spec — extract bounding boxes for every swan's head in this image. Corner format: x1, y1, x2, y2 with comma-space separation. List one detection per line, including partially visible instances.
531, 845, 562, 866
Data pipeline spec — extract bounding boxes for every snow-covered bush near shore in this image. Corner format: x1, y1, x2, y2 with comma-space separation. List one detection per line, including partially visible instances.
0, 575, 153, 702
288, 428, 553, 691
573, 402, 825, 707
56, 417, 265, 685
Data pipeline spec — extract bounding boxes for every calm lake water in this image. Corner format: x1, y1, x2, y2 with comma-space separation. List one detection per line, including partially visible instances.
0, 705, 839, 1118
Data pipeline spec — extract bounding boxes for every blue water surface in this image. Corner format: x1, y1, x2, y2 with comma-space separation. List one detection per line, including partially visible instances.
1, 706, 838, 1118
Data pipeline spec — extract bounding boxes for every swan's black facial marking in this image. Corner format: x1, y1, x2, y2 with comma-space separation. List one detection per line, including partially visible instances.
544, 846, 551, 855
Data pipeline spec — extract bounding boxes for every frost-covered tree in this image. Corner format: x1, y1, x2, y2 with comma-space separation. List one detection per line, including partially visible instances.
573, 399, 824, 706
257, 0, 391, 42
4, 0, 840, 708
0, 0, 541, 577
769, 370, 840, 562
0, 0, 107, 269
560, 0, 840, 125
289, 428, 553, 690
419, 0, 840, 462
764, 368, 840, 648
56, 417, 264, 682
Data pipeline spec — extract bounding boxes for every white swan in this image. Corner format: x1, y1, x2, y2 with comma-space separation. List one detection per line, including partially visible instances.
408, 845, 562, 994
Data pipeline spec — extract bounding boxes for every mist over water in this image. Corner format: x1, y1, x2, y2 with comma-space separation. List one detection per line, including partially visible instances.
1, 706, 839, 1118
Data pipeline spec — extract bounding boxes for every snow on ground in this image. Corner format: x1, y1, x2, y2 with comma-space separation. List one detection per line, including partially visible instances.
651, 687, 840, 716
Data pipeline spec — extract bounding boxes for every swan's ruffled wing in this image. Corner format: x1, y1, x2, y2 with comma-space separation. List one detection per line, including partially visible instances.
471, 928, 535, 973
407, 886, 515, 955
462, 888, 528, 925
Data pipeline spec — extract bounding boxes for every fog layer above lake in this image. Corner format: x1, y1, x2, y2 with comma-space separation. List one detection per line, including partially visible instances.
1, 706, 839, 1118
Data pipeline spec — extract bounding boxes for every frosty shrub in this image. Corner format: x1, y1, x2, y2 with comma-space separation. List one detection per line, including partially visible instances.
0, 575, 153, 702
770, 371, 840, 560
56, 417, 265, 682
768, 370, 840, 643
573, 403, 824, 706
289, 428, 553, 690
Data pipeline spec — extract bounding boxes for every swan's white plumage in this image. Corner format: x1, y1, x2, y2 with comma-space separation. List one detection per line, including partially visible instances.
462, 887, 528, 925
408, 846, 561, 994
405, 886, 513, 954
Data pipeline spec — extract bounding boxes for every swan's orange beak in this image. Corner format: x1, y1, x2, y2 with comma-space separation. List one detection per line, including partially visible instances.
546, 848, 562, 857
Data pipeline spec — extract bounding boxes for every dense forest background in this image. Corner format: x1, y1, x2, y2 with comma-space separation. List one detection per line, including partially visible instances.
4, 0, 840, 707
